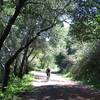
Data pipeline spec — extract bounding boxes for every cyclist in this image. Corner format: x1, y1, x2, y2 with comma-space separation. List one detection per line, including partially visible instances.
46, 67, 51, 81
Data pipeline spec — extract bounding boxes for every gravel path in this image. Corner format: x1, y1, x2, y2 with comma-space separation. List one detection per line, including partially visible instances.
19, 71, 100, 100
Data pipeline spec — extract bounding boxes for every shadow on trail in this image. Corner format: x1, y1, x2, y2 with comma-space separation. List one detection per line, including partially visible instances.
19, 71, 100, 100
51, 70, 62, 74
19, 85, 100, 100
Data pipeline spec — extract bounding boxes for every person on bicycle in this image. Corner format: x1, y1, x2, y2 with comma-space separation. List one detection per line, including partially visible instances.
46, 67, 51, 81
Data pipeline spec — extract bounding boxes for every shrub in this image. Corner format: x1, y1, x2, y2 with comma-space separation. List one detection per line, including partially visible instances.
0, 74, 33, 100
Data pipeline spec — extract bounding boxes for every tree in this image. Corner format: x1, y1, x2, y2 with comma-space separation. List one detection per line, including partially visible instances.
0, 0, 79, 92
2, 24, 55, 92
67, 0, 100, 85
69, 0, 99, 42
0, 0, 27, 50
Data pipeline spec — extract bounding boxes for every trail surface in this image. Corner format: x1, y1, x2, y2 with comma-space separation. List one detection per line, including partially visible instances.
19, 71, 100, 100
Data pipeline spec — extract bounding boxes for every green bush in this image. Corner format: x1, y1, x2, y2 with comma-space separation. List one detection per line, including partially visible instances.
0, 74, 33, 100
72, 42, 100, 88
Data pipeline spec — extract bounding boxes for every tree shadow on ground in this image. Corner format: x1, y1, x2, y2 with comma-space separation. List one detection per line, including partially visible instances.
51, 70, 62, 74
19, 85, 100, 100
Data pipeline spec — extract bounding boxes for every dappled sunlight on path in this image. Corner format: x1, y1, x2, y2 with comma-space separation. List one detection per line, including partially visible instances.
19, 71, 100, 100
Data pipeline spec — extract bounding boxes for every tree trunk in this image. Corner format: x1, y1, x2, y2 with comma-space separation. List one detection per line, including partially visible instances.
0, 0, 27, 50
18, 47, 28, 79
24, 57, 29, 74
29, 52, 37, 63
13, 59, 18, 76
2, 47, 24, 92
0, 0, 3, 5
2, 59, 14, 92
27, 48, 34, 58
24, 48, 34, 74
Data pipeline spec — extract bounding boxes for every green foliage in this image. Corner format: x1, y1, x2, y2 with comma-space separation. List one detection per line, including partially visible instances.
55, 52, 70, 72
69, 18, 99, 42
55, 52, 66, 67
96, 14, 100, 24
0, 0, 100, 92
71, 42, 100, 88
64, 0, 100, 88
0, 74, 33, 100
69, 0, 100, 42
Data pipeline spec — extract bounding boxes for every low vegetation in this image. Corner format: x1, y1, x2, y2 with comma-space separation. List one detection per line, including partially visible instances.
0, 74, 33, 100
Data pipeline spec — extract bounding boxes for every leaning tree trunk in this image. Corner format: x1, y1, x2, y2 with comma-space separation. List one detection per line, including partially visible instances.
24, 48, 35, 74
0, 0, 27, 50
27, 48, 34, 58
2, 47, 24, 92
18, 47, 29, 79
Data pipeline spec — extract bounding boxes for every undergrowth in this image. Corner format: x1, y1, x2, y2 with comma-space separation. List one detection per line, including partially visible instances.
0, 73, 33, 100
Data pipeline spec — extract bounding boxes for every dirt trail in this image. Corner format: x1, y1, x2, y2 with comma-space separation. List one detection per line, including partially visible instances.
19, 71, 100, 100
